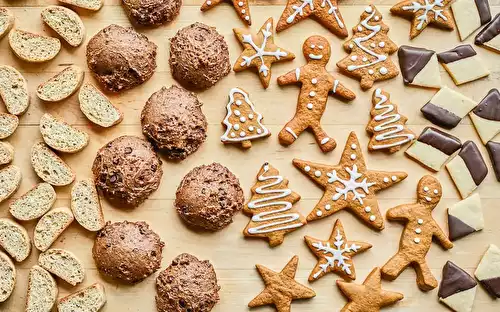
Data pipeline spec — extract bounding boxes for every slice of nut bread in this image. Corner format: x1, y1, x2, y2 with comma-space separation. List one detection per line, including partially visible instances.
31, 142, 75, 186
38, 248, 84, 286
37, 66, 84, 102
0, 113, 19, 139
0, 141, 14, 165
10, 183, 56, 221
0, 250, 15, 302
34, 207, 74, 252
40, 113, 89, 153
9, 29, 61, 62
0, 8, 14, 39
41, 6, 85, 47
71, 179, 105, 231
0, 65, 30, 115
0, 165, 21, 203
57, 283, 106, 312
78, 84, 123, 127
58, 0, 103, 11
0, 218, 31, 262
25, 265, 58, 312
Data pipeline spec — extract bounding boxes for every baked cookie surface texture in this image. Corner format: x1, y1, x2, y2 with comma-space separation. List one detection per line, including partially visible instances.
438, 261, 477, 312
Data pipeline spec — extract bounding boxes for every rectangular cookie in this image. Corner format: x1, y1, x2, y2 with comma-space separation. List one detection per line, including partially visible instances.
437, 45, 489, 85
486, 141, 500, 181
398, 45, 441, 89
470, 89, 500, 144
451, 0, 491, 41
475, 13, 500, 53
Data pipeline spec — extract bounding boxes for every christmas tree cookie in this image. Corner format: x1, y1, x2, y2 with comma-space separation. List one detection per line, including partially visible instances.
438, 261, 478, 312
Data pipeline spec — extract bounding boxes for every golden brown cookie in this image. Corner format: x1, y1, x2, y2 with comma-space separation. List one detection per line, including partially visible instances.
201, 0, 251, 25
277, 35, 355, 153
381, 175, 453, 291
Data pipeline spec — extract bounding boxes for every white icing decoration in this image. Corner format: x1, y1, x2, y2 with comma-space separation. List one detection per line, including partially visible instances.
349, 43, 354, 49
379, 41, 385, 47
257, 129, 262, 134
415, 228, 422, 234
433, 189, 439, 194
414, 238, 421, 243
238, 1, 243, 6
312, 78, 318, 84
383, 177, 389, 183
287, 0, 314, 24
310, 91, 316, 97
351, 55, 358, 61
316, 210, 323, 216
369, 215, 376, 221
365, 206, 371, 212
363, 57, 368, 62
370, 43, 376, 48
240, 116, 246, 123
365, 6, 372, 13
248, 126, 254, 131
402, 0, 448, 30
245, 16, 250, 21
236, 100, 242, 105
350, 154, 356, 160
368, 69, 374, 75
231, 132, 236, 137
304, 166, 311, 172
391, 175, 397, 181
309, 54, 323, 60
321, 138, 330, 144
320, 0, 344, 28
233, 124, 240, 130
357, 25, 363, 32
325, 204, 331, 210
379, 67, 388, 75
206, 0, 211, 5
307, 103, 313, 110
374, 16, 379, 21
295, 67, 300, 81
318, 45, 324, 49
248, 114, 254, 120
425, 196, 432, 202
423, 186, 429, 192
418, 219, 423, 224
241, 9, 246, 14
351, 144, 357, 149
333, 80, 339, 93
327, 165, 376, 205
285, 127, 298, 139
315, 170, 322, 177
240, 131, 246, 137
311, 44, 315, 48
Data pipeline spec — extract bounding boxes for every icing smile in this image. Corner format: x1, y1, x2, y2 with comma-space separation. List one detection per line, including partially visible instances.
308, 53, 323, 60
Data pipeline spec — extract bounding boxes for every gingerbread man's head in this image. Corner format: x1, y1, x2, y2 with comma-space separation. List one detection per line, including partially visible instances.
416, 175, 442, 208
303, 36, 331, 66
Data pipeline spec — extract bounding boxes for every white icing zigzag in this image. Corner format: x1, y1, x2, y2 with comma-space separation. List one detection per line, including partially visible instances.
402, 0, 447, 30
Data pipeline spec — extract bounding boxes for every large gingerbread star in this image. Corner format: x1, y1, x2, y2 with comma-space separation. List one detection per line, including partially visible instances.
305, 219, 372, 282
200, 0, 252, 25
249, 256, 316, 312
293, 132, 407, 230
233, 18, 295, 89
337, 267, 404, 312
276, 0, 348, 38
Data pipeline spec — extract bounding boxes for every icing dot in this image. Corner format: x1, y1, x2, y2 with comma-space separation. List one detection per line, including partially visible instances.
357, 26, 363, 32
233, 124, 240, 131
370, 43, 376, 48
391, 176, 397, 181
351, 55, 358, 61
351, 144, 357, 150
365, 6, 373, 13
379, 67, 388, 75
318, 45, 324, 49
418, 219, 424, 225
325, 204, 331, 211
304, 166, 311, 172
423, 186, 429, 192
235, 100, 242, 105
241, 9, 246, 13
379, 41, 385, 47
239, 131, 246, 137
307, 103, 313, 110
238, 1, 243, 5
311, 78, 318, 84
309, 91, 316, 97
234, 110, 241, 116
369, 215, 376, 221
257, 129, 262, 134
362, 57, 368, 62
245, 16, 250, 21
248, 114, 254, 120
383, 177, 389, 183
350, 154, 356, 160
310, 44, 315, 48
434, 189, 439, 194
365, 206, 371, 213
240, 117, 246, 123
425, 196, 432, 202
414, 238, 421, 244
314, 170, 322, 177
368, 69, 374, 75
374, 16, 380, 21
230, 132, 236, 137
206, 0, 211, 4
349, 43, 354, 49
316, 210, 323, 217
415, 228, 422, 234
248, 126, 254, 132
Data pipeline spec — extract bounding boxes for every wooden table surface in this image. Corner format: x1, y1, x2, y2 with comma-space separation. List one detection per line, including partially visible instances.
0, 0, 499, 311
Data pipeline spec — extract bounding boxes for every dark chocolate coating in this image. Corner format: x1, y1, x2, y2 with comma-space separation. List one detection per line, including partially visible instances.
418, 127, 462, 155
458, 141, 488, 186
481, 277, 500, 298
437, 44, 477, 64
472, 89, 500, 121
398, 45, 435, 84
475, 13, 500, 45
438, 261, 477, 299
448, 214, 476, 241
474, 0, 492, 25
122, 0, 181, 26
421, 103, 462, 129
486, 141, 500, 181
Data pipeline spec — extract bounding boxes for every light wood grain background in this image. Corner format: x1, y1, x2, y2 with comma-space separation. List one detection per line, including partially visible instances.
0, 0, 499, 311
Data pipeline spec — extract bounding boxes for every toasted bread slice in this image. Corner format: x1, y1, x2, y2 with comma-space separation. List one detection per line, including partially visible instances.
0, 141, 14, 165
71, 179, 105, 231
10, 183, 56, 221
40, 113, 89, 153
78, 84, 123, 127
0, 165, 21, 203
0, 65, 30, 115
0, 250, 15, 302
31, 142, 75, 186
34, 207, 74, 252
37, 66, 84, 102
57, 283, 106, 312
0, 218, 31, 262
0, 8, 14, 39
25, 265, 58, 312
9, 29, 61, 62
38, 248, 84, 286
0, 113, 18, 139
58, 0, 103, 11
41, 6, 85, 47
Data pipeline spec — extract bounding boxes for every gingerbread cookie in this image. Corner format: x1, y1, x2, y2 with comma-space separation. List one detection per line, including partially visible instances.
470, 89, 500, 144
366, 88, 415, 153
243, 162, 306, 247
448, 193, 484, 241
337, 5, 399, 90
293, 132, 407, 230
305, 219, 371, 282
475, 244, 500, 298
337, 267, 404, 312
486, 141, 500, 181
452, 0, 491, 41
381, 175, 454, 291
437, 44, 489, 85
277, 35, 355, 153
438, 261, 478, 312
200, 0, 251, 25
398, 45, 441, 88
249, 256, 315, 311
391, 0, 454, 39
233, 18, 294, 89
475, 13, 500, 53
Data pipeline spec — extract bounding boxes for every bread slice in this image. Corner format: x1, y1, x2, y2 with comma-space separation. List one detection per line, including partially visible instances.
78, 84, 123, 127
25, 265, 58, 312
40, 113, 89, 153
9, 29, 61, 62
0, 250, 15, 302
37, 66, 84, 102
0, 113, 19, 139
41, 6, 85, 47
31, 142, 75, 186
57, 283, 106, 312
34, 207, 74, 252
58, 0, 103, 11
71, 179, 105, 231
38, 248, 84, 286
0, 165, 21, 203
0, 8, 14, 39
0, 141, 14, 165
10, 183, 56, 221
0, 218, 31, 262
0, 65, 30, 115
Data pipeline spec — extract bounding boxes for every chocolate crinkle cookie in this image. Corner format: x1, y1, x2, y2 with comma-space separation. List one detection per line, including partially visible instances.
175, 163, 244, 231
169, 23, 230, 90
141, 85, 207, 160
86, 24, 157, 92
92, 135, 163, 207
122, 0, 181, 26
93, 221, 164, 283
156, 253, 220, 312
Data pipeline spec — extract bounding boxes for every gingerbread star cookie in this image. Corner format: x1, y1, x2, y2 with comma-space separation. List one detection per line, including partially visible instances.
234, 18, 295, 89
305, 219, 371, 282
337, 267, 404, 312
249, 256, 316, 312
293, 132, 408, 230
201, 0, 252, 25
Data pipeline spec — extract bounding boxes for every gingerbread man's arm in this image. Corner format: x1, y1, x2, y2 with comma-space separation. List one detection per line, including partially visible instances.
432, 221, 454, 250
386, 204, 412, 221
277, 67, 302, 86
330, 79, 356, 101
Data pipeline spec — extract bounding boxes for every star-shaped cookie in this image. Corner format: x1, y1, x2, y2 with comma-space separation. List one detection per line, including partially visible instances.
201, 0, 252, 25
293, 132, 407, 230
249, 256, 316, 312
337, 267, 404, 312
277, 0, 348, 37
233, 18, 295, 89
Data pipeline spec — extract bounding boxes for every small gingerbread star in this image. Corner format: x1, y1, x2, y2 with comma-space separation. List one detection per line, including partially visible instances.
233, 18, 295, 89
305, 219, 372, 282
200, 0, 252, 25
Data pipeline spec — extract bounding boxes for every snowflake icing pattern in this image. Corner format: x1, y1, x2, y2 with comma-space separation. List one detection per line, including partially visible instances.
402, 0, 447, 30
327, 165, 376, 205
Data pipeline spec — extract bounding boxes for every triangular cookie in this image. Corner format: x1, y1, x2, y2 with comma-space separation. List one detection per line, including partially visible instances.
398, 46, 441, 88
439, 261, 477, 312
447, 193, 484, 241
475, 244, 500, 298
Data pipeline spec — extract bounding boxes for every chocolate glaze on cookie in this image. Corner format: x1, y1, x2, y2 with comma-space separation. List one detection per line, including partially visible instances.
475, 13, 500, 45
473, 89, 500, 121
438, 261, 477, 299
458, 141, 488, 185
398, 45, 434, 84
418, 127, 462, 155
437, 44, 477, 64
486, 141, 500, 181
122, 0, 181, 26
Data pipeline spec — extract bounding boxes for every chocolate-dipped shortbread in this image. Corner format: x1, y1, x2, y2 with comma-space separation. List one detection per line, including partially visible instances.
438, 261, 478, 312
452, 0, 491, 40
470, 89, 500, 144
437, 45, 489, 85
398, 45, 441, 88
475, 13, 500, 52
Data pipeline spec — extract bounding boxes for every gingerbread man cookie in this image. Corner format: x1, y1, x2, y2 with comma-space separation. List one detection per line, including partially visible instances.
277, 36, 356, 153
201, 0, 252, 25
381, 175, 453, 291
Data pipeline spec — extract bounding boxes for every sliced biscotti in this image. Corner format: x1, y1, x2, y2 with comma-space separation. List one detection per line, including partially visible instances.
0, 8, 14, 39
57, 283, 106, 312
9, 29, 61, 62
0, 218, 31, 262
79, 84, 123, 127
37, 66, 84, 102
0, 165, 21, 203
10, 183, 56, 221
34, 207, 74, 252
41, 6, 85, 47
59, 0, 103, 11
0, 113, 19, 139
40, 113, 89, 153
0, 141, 14, 165
0, 250, 15, 302
0, 65, 30, 115
38, 248, 84, 286
71, 179, 105, 231
25, 265, 58, 312
31, 142, 75, 186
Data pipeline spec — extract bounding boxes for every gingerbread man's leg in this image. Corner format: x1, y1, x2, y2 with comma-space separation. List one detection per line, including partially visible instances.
414, 259, 438, 291
309, 123, 336, 152
381, 252, 410, 281
278, 117, 308, 147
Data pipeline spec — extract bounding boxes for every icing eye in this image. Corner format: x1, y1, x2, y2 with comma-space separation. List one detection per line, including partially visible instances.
318, 45, 324, 49
310, 44, 315, 48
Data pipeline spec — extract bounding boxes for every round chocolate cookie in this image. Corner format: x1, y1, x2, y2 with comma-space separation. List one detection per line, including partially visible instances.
141, 85, 207, 160
93, 221, 164, 283
122, 0, 181, 26
92, 135, 163, 207
175, 163, 244, 231
156, 253, 220, 312
169, 23, 230, 90
86, 24, 157, 92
